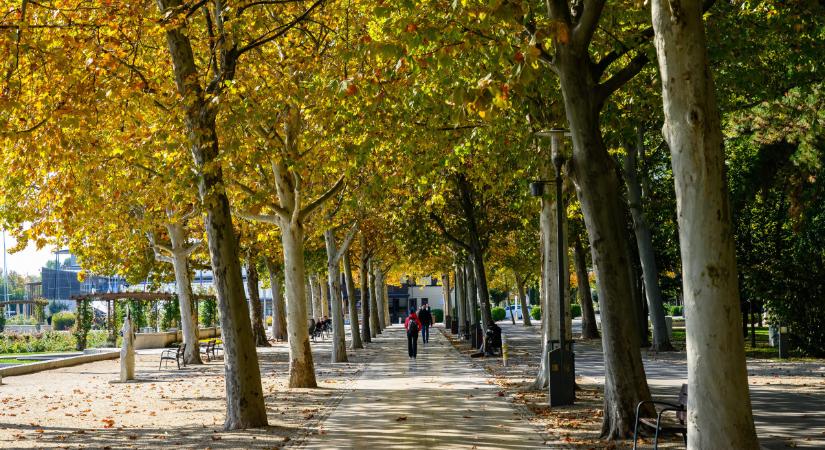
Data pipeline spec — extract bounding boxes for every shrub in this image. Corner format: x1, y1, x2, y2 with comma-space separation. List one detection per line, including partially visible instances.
51, 312, 76, 331
431, 308, 444, 323
491, 307, 506, 322
7, 315, 37, 325
161, 298, 181, 330
0, 331, 76, 353
530, 306, 542, 321
664, 304, 684, 316
266, 316, 272, 326
199, 297, 218, 327
570, 303, 582, 318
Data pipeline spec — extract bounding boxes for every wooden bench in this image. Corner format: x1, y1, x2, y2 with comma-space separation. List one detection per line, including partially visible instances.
633, 383, 688, 449
159, 343, 186, 370
200, 340, 216, 362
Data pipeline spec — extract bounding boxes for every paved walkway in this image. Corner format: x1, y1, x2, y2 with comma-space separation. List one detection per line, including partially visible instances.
547, 321, 825, 449
303, 325, 546, 449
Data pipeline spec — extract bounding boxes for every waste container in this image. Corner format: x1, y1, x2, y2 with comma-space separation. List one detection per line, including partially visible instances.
548, 341, 575, 407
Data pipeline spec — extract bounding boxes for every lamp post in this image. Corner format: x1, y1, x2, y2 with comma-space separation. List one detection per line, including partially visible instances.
532, 128, 575, 407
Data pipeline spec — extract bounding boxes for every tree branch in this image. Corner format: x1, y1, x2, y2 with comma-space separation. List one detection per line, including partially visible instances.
596, 52, 649, 106
236, 0, 326, 56
429, 212, 471, 252
573, 0, 605, 50
298, 175, 345, 221
333, 222, 359, 265
236, 210, 281, 225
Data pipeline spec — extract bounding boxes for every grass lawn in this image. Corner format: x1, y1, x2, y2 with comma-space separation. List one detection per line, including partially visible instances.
0, 358, 39, 365
669, 326, 817, 360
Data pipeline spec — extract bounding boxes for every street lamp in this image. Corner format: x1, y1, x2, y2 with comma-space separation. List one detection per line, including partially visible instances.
532, 128, 575, 407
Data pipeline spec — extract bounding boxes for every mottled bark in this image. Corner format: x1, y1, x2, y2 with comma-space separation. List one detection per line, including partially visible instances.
165, 223, 202, 365
343, 251, 363, 349
574, 234, 600, 339
441, 273, 451, 326
555, 48, 652, 438
455, 265, 466, 337
156, 0, 265, 429
368, 259, 380, 336
624, 132, 673, 351
652, 1, 759, 446
246, 255, 269, 347
359, 234, 372, 343
265, 258, 287, 341
515, 273, 532, 327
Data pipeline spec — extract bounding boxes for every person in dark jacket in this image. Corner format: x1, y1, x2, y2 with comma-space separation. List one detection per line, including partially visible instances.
418, 305, 433, 344
405, 309, 422, 359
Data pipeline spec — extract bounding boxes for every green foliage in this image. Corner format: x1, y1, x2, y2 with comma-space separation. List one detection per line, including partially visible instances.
530, 306, 541, 321
116, 299, 149, 330
161, 297, 182, 330
664, 304, 684, 317
0, 309, 4, 332
51, 312, 76, 331
491, 307, 506, 322
570, 303, 582, 319
7, 315, 37, 325
199, 297, 218, 327
72, 300, 93, 351
48, 301, 70, 316
431, 308, 444, 323
0, 331, 75, 353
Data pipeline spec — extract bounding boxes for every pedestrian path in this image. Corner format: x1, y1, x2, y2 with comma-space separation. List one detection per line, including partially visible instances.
303, 325, 546, 449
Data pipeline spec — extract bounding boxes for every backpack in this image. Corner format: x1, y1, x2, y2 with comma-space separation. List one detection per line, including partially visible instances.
407, 318, 419, 334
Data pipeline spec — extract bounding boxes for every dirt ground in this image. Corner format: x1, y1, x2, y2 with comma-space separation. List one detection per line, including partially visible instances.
0, 332, 382, 449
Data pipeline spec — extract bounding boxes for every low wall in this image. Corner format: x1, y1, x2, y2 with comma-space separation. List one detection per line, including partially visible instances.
0, 350, 119, 378
133, 327, 221, 350
3, 324, 53, 334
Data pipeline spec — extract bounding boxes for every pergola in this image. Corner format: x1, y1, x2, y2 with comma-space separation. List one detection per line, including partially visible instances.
0, 299, 49, 320
70, 292, 217, 346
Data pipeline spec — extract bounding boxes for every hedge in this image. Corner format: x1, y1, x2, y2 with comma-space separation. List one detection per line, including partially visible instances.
530, 306, 541, 320
570, 303, 582, 318
51, 312, 76, 331
491, 307, 506, 322
431, 308, 444, 323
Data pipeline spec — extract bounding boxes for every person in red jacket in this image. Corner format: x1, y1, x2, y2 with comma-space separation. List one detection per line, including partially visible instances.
405, 309, 422, 359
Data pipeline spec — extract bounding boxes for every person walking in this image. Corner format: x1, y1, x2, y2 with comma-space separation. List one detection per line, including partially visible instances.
405, 309, 422, 359
418, 304, 433, 344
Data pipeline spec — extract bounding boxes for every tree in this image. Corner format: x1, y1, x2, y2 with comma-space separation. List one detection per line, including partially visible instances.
651, 0, 759, 445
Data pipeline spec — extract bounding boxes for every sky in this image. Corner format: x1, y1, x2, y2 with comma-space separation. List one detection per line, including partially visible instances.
1, 232, 56, 277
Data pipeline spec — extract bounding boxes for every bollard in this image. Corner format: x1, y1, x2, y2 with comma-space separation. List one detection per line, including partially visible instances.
502, 334, 509, 367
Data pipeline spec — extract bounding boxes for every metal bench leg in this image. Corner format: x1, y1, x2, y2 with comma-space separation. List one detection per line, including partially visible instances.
654, 412, 664, 450
633, 402, 642, 450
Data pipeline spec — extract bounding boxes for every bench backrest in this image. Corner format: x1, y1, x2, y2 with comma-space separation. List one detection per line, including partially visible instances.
177, 343, 186, 357
677, 383, 688, 423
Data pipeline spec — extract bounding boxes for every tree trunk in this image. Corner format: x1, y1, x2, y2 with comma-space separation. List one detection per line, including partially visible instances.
466, 258, 479, 331
309, 274, 321, 320
343, 251, 363, 349
320, 275, 330, 319
324, 229, 347, 363
455, 265, 465, 337
515, 273, 532, 326
532, 162, 554, 390
383, 283, 391, 327
265, 258, 287, 341
556, 50, 653, 438
456, 174, 494, 329
441, 273, 451, 326
166, 223, 202, 365
246, 255, 270, 347
574, 234, 600, 339
624, 131, 673, 351
374, 264, 386, 330
281, 225, 317, 388
626, 240, 649, 348
156, 0, 266, 428
368, 259, 380, 336
651, 2, 759, 446
359, 237, 372, 343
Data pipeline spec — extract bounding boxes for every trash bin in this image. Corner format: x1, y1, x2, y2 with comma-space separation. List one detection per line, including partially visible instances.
451, 319, 458, 334
548, 341, 575, 407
